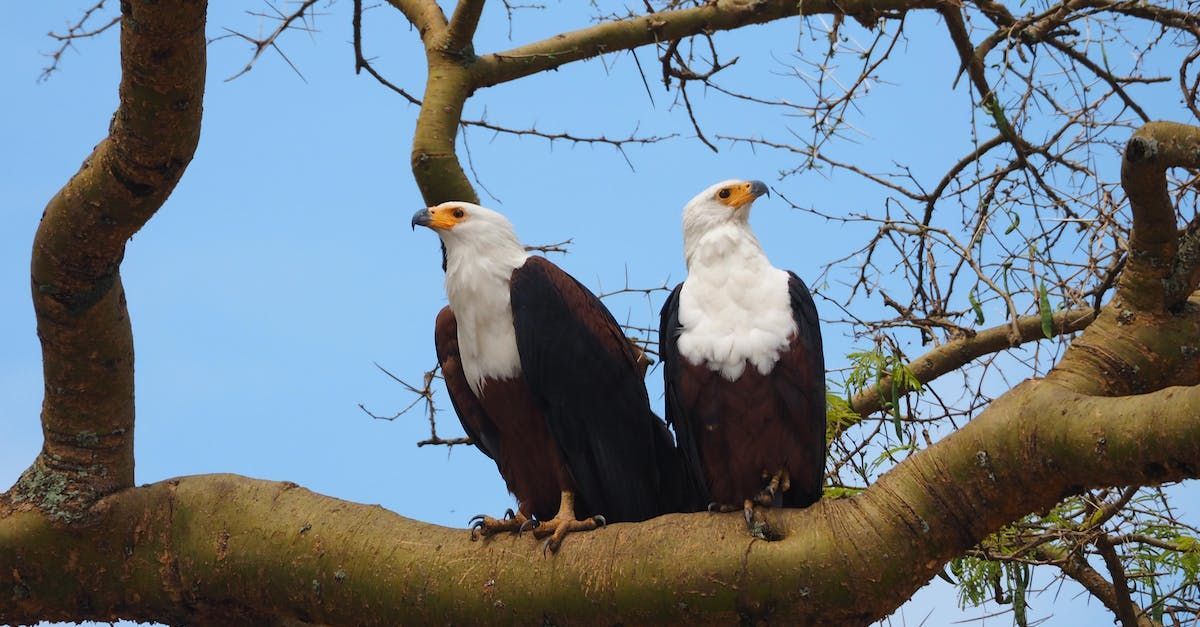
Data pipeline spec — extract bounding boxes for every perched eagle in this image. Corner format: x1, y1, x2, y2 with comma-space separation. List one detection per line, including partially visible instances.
660, 180, 826, 531
413, 201, 683, 551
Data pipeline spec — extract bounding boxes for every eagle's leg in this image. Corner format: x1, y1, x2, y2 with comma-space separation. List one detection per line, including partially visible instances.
468, 507, 530, 541
752, 469, 791, 508
528, 490, 606, 553
740, 470, 790, 540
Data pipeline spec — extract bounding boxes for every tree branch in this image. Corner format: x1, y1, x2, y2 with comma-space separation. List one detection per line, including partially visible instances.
1033, 543, 1160, 627
1095, 535, 1142, 627
470, 0, 938, 89
40, 0, 119, 82
4, 377, 1200, 624
17, 0, 206, 519
444, 0, 487, 54
385, 0, 449, 43
353, 0, 423, 105
845, 308, 1095, 422
1118, 122, 1200, 312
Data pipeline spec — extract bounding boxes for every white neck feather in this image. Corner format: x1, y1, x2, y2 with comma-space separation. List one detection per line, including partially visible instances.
677, 220, 796, 381
441, 229, 529, 396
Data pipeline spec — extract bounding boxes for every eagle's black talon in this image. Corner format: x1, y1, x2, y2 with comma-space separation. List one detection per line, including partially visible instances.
518, 518, 540, 536
592, 515, 606, 528
468, 514, 486, 527
503, 508, 517, 520
469, 518, 486, 541
542, 538, 556, 556
744, 506, 755, 527
707, 501, 721, 512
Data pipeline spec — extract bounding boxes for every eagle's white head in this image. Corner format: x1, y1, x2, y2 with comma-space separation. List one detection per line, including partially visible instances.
680, 179, 769, 268
675, 179, 794, 380
411, 201, 526, 257
412, 201, 529, 392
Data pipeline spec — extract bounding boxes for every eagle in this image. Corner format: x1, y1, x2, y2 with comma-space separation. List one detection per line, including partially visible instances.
412, 201, 684, 551
659, 179, 826, 533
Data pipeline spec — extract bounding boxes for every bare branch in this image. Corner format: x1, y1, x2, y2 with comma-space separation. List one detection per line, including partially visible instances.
219, 0, 322, 82
1033, 543, 1160, 627
470, 0, 938, 88
354, 0, 423, 105
524, 239, 573, 255
1096, 535, 1142, 627
40, 1, 120, 82
844, 307, 1095, 422
361, 363, 475, 449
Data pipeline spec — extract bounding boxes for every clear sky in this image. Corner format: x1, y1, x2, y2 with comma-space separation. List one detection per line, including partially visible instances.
1, 2, 1190, 625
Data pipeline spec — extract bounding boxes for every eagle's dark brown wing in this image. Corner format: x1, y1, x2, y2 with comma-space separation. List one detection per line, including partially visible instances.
509, 256, 684, 522
433, 306, 502, 463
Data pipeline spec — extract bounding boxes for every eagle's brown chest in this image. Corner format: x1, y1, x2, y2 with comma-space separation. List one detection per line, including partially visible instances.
477, 376, 579, 520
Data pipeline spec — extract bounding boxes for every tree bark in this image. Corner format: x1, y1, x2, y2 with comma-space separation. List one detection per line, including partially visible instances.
11, 0, 206, 522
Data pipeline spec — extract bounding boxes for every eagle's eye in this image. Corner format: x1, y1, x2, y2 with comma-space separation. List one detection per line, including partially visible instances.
453, 208, 465, 219
718, 188, 731, 200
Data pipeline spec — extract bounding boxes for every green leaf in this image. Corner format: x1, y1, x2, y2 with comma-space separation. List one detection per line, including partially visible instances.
891, 375, 903, 437
985, 95, 1013, 136
823, 485, 866, 499
1004, 212, 1020, 235
969, 289, 985, 325
1038, 283, 1053, 339
869, 442, 917, 474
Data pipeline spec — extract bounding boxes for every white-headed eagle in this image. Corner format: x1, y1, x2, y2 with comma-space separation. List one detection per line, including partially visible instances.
413, 201, 687, 551
659, 180, 826, 533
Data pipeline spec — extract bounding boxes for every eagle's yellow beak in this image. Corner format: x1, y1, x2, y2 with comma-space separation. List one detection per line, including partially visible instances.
720, 180, 770, 209
411, 207, 459, 231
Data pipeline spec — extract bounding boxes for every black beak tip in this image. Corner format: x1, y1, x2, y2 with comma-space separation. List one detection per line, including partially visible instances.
411, 208, 432, 231
749, 180, 769, 198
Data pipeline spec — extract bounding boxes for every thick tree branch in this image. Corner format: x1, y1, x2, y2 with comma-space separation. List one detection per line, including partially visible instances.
443, 0, 487, 54
1118, 122, 1200, 312
386, 0, 449, 43
1047, 123, 1200, 395
3, 378, 1199, 624
15, 0, 206, 519
470, 0, 938, 89
412, 62, 478, 204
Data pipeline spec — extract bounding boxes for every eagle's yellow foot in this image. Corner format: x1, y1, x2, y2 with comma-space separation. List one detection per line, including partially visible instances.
527, 491, 606, 554
468, 508, 529, 541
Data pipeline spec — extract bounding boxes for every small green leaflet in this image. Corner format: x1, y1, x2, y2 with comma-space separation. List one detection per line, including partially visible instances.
969, 289, 985, 325
1004, 212, 1020, 235
890, 375, 903, 437
985, 96, 1013, 137
1038, 283, 1053, 339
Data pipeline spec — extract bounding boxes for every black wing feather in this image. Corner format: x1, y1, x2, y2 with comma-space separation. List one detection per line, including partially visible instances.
659, 284, 711, 510
784, 271, 827, 506
510, 257, 670, 522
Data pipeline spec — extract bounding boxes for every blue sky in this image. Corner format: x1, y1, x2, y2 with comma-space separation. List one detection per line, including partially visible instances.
2, 2, 1190, 625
